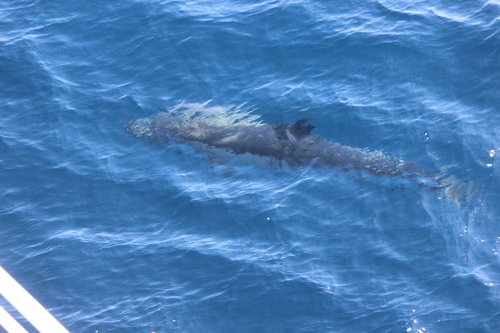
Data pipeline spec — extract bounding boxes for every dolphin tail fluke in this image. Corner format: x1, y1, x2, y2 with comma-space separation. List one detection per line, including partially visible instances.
436, 165, 482, 209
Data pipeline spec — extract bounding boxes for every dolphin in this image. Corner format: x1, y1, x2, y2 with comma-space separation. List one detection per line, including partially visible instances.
124, 103, 448, 189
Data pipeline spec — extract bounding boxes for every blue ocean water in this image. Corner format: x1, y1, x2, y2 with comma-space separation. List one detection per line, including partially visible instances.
1, 0, 499, 332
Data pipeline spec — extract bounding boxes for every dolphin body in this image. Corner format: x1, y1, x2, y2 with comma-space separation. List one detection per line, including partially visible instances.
124, 103, 445, 188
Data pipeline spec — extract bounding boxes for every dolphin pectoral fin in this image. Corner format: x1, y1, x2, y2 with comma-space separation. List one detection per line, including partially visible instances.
222, 165, 237, 177
201, 150, 239, 177
207, 158, 238, 177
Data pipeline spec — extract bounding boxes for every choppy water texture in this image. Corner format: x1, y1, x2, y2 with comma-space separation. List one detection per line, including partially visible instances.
1, 1, 499, 332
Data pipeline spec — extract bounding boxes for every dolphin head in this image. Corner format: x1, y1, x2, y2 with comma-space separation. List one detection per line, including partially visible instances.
124, 117, 154, 138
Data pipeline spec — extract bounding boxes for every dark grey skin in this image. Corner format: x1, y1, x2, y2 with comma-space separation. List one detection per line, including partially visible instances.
124, 104, 443, 189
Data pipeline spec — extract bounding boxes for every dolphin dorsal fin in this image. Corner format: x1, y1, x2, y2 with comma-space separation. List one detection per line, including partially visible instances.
290, 118, 315, 139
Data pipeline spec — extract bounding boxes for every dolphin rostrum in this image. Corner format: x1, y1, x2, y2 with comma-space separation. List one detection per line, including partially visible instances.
124, 103, 450, 190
